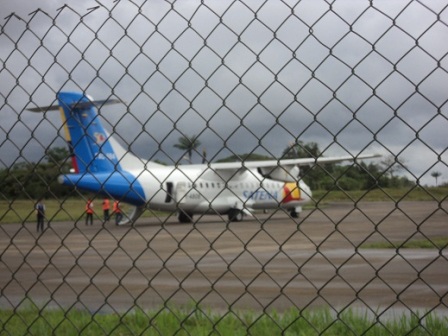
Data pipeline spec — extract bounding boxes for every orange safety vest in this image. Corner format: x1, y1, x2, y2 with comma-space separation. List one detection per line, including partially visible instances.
113, 201, 121, 214
102, 198, 110, 210
86, 200, 94, 214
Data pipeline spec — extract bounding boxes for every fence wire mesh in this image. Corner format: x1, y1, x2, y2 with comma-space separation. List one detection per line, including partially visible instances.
1, 0, 447, 334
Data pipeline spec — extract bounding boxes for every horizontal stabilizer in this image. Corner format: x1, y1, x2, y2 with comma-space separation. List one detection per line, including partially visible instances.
27, 98, 123, 112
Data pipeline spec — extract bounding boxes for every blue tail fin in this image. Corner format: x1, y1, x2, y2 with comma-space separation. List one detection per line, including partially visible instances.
57, 92, 121, 173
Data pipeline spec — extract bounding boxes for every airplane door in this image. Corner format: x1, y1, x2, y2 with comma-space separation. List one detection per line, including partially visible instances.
175, 181, 188, 204
165, 182, 174, 203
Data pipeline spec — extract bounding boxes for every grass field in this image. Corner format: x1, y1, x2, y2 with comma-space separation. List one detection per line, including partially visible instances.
1, 303, 446, 336
1, 187, 446, 224
0, 198, 161, 224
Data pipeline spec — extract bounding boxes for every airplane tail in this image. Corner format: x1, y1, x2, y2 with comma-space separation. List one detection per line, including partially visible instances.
29, 91, 124, 173
56, 92, 122, 173
28, 91, 151, 209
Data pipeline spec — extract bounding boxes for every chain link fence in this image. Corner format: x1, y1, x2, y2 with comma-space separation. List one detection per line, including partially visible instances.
1, 0, 447, 334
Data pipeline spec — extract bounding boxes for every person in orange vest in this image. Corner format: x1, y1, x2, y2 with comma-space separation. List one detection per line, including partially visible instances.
102, 198, 110, 222
113, 200, 122, 225
85, 198, 94, 225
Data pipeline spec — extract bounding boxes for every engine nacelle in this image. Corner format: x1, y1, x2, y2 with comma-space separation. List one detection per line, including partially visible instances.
257, 165, 300, 182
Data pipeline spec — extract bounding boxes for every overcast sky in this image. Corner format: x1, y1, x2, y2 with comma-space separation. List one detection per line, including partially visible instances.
1, 0, 447, 186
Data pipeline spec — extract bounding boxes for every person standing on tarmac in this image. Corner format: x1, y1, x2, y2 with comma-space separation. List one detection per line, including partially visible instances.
102, 198, 110, 221
85, 199, 94, 225
36, 199, 46, 233
113, 200, 122, 225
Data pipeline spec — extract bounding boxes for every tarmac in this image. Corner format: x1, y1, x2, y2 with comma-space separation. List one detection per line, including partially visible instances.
0, 201, 447, 317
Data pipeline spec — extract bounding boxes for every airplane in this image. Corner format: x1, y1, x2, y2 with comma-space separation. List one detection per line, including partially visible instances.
28, 91, 380, 225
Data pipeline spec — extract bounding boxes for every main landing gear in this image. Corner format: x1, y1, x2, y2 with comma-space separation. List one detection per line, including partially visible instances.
178, 210, 193, 223
290, 209, 298, 218
228, 209, 243, 222
290, 206, 302, 219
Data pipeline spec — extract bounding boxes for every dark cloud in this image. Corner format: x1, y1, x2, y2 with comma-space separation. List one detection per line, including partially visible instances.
1, 0, 447, 185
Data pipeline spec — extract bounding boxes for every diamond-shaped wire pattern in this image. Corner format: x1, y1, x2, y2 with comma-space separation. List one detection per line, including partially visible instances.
1, 0, 447, 334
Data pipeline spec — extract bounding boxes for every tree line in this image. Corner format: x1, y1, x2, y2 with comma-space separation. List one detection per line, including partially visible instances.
1, 141, 416, 200
0, 147, 75, 200
216, 142, 415, 191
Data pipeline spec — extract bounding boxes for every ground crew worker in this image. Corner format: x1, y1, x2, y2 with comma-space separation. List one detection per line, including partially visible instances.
85, 199, 94, 225
113, 200, 122, 225
36, 199, 46, 233
102, 198, 110, 221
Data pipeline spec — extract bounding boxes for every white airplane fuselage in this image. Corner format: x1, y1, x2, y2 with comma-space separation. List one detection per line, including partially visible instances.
132, 166, 311, 214
60, 163, 311, 223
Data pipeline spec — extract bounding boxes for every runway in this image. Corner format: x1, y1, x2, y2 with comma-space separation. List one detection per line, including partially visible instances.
0, 201, 447, 316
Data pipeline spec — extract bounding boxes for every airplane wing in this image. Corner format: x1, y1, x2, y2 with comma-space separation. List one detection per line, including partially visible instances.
208, 153, 381, 169
197, 153, 381, 182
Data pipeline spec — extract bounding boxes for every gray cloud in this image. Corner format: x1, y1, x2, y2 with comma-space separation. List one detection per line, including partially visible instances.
1, 0, 447, 185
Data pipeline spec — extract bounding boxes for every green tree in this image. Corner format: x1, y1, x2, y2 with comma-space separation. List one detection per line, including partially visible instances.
173, 134, 202, 164
0, 146, 75, 200
217, 153, 272, 163
282, 141, 321, 159
380, 155, 407, 179
46, 146, 71, 172
359, 162, 382, 189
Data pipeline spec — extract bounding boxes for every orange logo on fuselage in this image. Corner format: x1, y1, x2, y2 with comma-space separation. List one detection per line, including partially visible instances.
282, 182, 301, 203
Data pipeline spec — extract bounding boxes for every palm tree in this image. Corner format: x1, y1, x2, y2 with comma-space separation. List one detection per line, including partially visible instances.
431, 171, 441, 186
173, 134, 201, 164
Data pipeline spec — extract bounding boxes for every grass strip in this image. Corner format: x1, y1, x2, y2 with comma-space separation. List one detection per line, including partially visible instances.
361, 237, 448, 249
0, 303, 446, 336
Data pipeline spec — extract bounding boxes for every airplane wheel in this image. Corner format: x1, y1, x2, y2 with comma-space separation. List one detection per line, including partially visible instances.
228, 209, 243, 222
290, 209, 299, 218
178, 211, 193, 223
